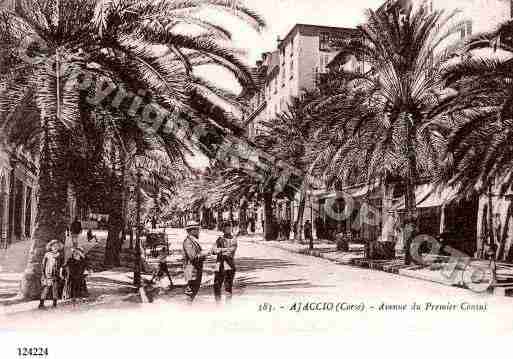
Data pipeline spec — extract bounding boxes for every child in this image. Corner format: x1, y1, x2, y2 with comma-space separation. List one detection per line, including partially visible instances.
150, 248, 174, 289
62, 247, 90, 303
39, 240, 64, 309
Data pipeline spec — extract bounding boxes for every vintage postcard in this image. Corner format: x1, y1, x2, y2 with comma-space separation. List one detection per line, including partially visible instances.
1, 0, 513, 357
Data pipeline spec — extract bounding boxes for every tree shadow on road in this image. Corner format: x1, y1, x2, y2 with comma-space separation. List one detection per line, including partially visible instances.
235, 257, 301, 273
234, 274, 335, 292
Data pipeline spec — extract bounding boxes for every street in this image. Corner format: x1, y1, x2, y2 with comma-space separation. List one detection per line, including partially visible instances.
2, 228, 513, 335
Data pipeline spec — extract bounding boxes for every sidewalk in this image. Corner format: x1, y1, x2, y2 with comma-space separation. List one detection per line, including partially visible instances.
242, 233, 513, 297
1, 229, 217, 314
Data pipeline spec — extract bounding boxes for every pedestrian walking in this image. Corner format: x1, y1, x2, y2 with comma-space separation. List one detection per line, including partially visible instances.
212, 222, 238, 303
39, 240, 64, 309
150, 248, 174, 289
182, 220, 213, 302
62, 247, 90, 303
70, 217, 82, 248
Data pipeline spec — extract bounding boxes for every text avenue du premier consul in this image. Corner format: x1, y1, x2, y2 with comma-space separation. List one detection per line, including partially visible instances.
258, 302, 488, 312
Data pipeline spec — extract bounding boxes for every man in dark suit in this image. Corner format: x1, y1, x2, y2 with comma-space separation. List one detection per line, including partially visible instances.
212, 222, 238, 302
182, 221, 213, 302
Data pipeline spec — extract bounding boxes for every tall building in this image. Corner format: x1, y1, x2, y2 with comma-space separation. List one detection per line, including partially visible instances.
245, 24, 359, 139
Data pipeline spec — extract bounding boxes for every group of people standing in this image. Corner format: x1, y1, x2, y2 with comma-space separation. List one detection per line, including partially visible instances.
39, 217, 238, 308
182, 220, 237, 303
39, 218, 91, 309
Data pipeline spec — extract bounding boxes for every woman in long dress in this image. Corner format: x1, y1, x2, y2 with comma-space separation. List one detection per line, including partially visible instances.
62, 247, 90, 302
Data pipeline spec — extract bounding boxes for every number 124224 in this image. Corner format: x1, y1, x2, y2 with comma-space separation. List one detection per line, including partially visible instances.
17, 347, 48, 356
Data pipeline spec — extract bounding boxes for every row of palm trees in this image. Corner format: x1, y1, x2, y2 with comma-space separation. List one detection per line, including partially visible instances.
0, 0, 266, 299
172, 5, 513, 263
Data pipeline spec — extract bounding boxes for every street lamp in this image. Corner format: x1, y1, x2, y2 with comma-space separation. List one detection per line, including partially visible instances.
133, 153, 145, 288
0, 189, 6, 249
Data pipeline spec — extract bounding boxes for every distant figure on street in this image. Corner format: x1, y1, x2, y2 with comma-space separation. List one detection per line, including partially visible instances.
62, 247, 90, 302
151, 248, 174, 289
284, 219, 291, 241
182, 221, 213, 302
86, 229, 98, 243
39, 240, 64, 309
249, 217, 255, 233
212, 222, 238, 302
304, 220, 313, 247
70, 217, 82, 248
314, 216, 324, 240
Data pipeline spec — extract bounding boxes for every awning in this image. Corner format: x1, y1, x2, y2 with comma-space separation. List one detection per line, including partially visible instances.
394, 184, 459, 210
316, 182, 381, 200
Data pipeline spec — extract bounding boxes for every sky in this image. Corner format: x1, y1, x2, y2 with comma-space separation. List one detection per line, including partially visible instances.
187, 0, 386, 169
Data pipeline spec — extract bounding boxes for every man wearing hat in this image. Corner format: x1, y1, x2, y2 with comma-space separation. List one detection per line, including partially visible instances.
183, 220, 213, 302
212, 221, 238, 302
39, 239, 64, 309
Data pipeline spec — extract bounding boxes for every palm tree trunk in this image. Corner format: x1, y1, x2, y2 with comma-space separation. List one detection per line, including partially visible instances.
294, 190, 306, 242
120, 154, 127, 247
216, 207, 222, 230
404, 115, 418, 265
129, 224, 134, 250
20, 119, 68, 299
104, 151, 123, 267
263, 191, 274, 241
380, 182, 394, 242
239, 200, 248, 235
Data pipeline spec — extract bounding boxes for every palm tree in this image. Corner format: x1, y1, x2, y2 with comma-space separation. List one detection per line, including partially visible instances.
431, 21, 513, 260
311, 6, 463, 263
434, 21, 513, 196
257, 91, 319, 241
0, 0, 265, 299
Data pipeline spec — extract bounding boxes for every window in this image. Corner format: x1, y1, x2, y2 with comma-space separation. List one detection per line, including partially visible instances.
281, 68, 286, 87
290, 59, 294, 79
320, 54, 330, 73
319, 31, 330, 51
290, 38, 294, 57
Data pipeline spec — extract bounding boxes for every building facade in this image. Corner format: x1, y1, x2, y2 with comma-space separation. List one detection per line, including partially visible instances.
245, 24, 359, 140
0, 144, 38, 249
